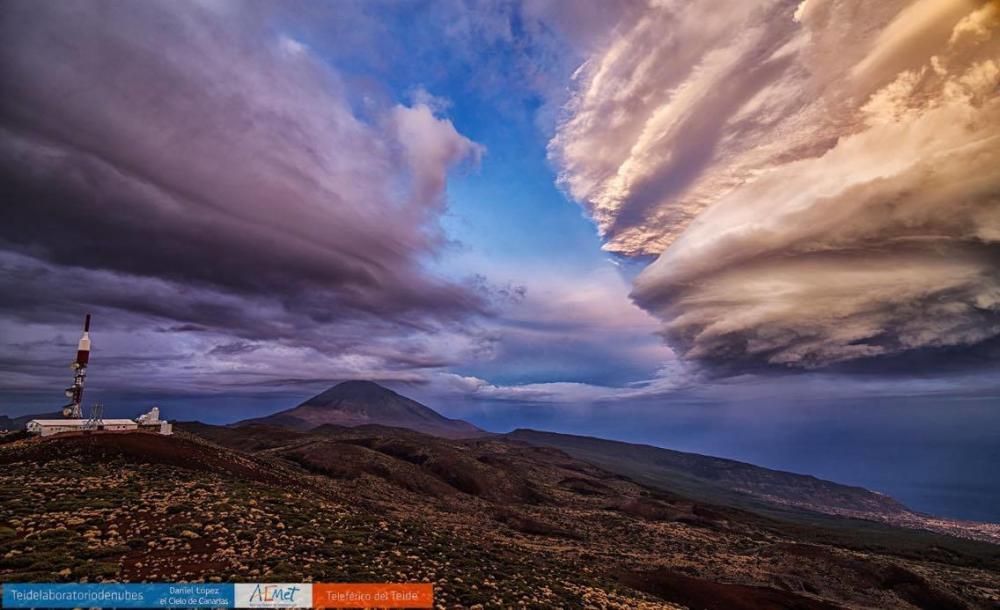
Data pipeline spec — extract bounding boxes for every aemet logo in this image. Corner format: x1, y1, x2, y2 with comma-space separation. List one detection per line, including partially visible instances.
234, 583, 312, 608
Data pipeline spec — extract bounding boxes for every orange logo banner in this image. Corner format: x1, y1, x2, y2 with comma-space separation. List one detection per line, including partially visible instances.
312, 583, 433, 608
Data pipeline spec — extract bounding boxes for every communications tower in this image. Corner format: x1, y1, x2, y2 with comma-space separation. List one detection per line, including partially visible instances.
62, 314, 92, 419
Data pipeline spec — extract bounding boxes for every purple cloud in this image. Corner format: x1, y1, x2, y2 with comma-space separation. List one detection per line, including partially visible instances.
0, 1, 492, 395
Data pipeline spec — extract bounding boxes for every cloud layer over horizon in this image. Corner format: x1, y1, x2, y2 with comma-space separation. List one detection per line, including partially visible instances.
553, 0, 1000, 370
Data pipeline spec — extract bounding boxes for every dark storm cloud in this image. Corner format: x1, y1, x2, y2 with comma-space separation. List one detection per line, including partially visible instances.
0, 0, 483, 323
0, 250, 492, 391
0, 0, 501, 397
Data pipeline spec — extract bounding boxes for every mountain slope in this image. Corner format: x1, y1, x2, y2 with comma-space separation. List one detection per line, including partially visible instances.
236, 380, 484, 439
505, 429, 1000, 544
505, 428, 906, 518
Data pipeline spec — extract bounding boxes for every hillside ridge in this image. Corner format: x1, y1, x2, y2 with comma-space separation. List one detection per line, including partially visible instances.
505, 428, 1000, 544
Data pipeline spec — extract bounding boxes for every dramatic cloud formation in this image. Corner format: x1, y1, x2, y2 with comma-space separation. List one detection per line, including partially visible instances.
2, 0, 998, 417
553, 0, 1000, 369
0, 1, 491, 392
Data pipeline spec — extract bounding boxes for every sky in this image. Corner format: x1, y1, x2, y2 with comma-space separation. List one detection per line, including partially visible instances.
1, 0, 999, 521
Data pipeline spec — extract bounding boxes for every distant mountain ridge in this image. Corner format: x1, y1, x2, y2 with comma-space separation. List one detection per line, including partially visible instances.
235, 380, 485, 439
10, 382, 994, 542
0, 411, 62, 431
234, 382, 1000, 543
504, 429, 1000, 544
504, 428, 908, 517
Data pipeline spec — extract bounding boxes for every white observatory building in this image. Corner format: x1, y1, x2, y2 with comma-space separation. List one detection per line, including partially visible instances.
26, 418, 139, 436
26, 407, 172, 437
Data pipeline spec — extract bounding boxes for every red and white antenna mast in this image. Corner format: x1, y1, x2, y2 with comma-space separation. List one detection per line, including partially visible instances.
62, 314, 91, 419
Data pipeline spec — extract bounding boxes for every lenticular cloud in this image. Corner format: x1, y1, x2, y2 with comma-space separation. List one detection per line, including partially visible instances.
553, 0, 1000, 369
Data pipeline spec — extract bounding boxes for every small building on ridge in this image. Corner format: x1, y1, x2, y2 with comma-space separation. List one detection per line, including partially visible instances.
25, 418, 138, 437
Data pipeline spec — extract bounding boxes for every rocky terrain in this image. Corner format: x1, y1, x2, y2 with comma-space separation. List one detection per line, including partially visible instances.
1, 425, 998, 609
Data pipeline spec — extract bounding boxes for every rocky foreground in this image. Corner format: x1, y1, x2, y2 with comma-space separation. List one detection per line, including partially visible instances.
0, 428, 998, 609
